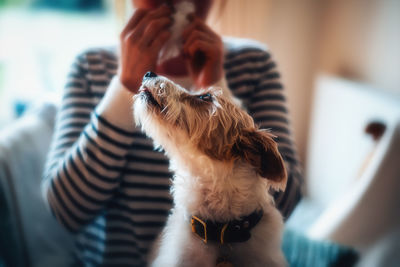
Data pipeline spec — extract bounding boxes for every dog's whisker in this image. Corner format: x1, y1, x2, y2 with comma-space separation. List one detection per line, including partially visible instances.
161, 106, 168, 114
133, 75, 287, 266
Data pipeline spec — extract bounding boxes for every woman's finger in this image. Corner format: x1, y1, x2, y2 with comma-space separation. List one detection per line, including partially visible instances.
184, 34, 223, 63
182, 18, 219, 41
186, 40, 216, 58
131, 5, 172, 39
140, 17, 173, 47
183, 30, 216, 51
120, 8, 148, 38
150, 30, 172, 51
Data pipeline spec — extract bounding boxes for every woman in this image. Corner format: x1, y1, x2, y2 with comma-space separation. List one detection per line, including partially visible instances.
43, 0, 303, 265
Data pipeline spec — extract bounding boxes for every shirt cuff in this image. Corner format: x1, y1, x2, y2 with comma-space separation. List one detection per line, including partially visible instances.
95, 76, 136, 132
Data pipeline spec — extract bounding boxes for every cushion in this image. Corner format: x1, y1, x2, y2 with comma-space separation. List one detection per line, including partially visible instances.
0, 103, 74, 267
283, 228, 359, 267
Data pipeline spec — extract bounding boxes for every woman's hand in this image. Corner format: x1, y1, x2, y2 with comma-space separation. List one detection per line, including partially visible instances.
119, 5, 173, 93
182, 17, 224, 88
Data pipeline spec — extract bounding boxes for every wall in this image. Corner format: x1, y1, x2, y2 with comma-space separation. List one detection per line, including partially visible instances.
211, 0, 324, 164
211, 0, 400, 166
317, 0, 400, 96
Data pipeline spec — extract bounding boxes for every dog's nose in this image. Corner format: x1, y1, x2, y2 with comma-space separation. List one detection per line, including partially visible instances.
143, 71, 157, 80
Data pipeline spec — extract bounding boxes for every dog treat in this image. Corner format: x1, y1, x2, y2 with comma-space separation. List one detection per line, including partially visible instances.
158, 1, 195, 64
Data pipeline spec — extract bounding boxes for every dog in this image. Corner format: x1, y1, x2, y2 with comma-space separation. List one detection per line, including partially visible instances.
133, 71, 288, 267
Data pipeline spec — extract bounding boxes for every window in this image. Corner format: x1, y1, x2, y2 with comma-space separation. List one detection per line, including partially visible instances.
0, 0, 119, 127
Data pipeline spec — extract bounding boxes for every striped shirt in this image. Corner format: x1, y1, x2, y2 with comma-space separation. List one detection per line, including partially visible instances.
43, 37, 303, 266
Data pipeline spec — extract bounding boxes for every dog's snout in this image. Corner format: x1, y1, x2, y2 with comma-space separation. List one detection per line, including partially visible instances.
144, 71, 158, 80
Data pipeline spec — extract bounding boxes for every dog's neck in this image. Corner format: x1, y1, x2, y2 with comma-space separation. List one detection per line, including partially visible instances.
166, 146, 273, 223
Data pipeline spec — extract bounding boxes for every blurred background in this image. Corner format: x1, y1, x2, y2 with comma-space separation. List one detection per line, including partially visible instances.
1, 0, 400, 161
0, 0, 399, 266
212, 0, 400, 162
0, 0, 117, 125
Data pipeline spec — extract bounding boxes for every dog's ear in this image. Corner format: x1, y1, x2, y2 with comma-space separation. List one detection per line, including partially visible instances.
233, 129, 287, 190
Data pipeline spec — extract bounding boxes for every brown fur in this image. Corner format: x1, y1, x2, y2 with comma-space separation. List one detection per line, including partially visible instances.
133, 75, 288, 266
135, 77, 287, 184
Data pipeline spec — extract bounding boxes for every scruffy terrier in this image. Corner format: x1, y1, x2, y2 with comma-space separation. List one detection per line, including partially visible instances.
133, 71, 287, 267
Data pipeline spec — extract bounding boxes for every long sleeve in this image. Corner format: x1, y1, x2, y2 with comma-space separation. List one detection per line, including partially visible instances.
224, 44, 303, 219
249, 50, 303, 219
42, 50, 136, 232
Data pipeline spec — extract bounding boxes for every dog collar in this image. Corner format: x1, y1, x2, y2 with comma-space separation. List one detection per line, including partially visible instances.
191, 210, 263, 244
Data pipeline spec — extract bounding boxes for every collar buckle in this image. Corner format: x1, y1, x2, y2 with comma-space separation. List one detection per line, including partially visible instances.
191, 215, 208, 243
191, 210, 263, 245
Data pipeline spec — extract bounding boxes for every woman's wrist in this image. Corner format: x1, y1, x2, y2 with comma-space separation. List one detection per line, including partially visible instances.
118, 68, 142, 93
95, 76, 136, 131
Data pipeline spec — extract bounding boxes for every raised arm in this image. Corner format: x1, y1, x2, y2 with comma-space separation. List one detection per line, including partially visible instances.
42, 51, 136, 232
43, 4, 174, 232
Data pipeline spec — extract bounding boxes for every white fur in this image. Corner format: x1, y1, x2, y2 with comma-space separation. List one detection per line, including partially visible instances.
133, 76, 287, 267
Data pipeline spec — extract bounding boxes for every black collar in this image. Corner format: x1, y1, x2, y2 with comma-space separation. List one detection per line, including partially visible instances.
191, 210, 263, 244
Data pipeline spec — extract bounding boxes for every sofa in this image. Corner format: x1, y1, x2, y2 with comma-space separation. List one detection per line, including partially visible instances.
0, 103, 74, 267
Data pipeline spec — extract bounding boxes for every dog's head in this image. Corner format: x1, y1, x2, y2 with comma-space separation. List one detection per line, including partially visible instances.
133, 72, 287, 190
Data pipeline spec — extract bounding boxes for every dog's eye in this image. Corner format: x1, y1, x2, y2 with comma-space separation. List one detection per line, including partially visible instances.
198, 93, 212, 102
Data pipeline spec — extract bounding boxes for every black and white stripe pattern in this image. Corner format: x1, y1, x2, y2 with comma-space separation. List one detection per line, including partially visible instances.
43, 38, 303, 266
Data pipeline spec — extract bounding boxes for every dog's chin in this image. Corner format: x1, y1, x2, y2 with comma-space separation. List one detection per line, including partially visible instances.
138, 86, 162, 110
133, 89, 170, 143
134, 93, 152, 128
